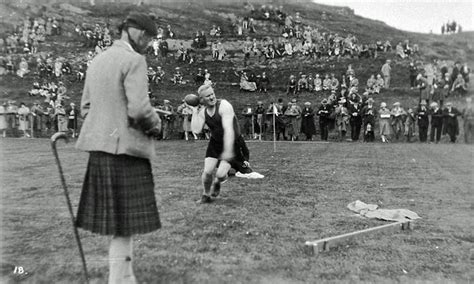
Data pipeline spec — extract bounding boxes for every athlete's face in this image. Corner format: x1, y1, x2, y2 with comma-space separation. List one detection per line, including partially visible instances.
201, 91, 216, 106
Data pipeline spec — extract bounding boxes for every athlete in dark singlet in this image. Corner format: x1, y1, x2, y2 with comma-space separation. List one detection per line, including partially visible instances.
191, 85, 239, 203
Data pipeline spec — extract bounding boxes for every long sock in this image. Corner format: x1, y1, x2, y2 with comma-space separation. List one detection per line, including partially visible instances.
109, 236, 135, 284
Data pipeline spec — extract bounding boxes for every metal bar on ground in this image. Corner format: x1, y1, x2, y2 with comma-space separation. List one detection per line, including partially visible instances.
304, 220, 413, 256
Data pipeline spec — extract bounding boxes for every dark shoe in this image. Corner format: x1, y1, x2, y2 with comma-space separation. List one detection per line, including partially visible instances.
196, 195, 212, 204
211, 182, 221, 198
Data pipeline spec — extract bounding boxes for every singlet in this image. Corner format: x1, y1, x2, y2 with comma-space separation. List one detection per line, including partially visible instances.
204, 100, 240, 144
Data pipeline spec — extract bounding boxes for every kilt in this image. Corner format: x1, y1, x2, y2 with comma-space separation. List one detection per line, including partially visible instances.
76, 151, 161, 236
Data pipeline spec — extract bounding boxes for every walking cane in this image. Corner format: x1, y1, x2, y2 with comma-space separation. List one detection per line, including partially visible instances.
51, 132, 89, 284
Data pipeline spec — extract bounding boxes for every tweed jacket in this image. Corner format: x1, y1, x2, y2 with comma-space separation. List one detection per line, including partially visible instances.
76, 40, 160, 159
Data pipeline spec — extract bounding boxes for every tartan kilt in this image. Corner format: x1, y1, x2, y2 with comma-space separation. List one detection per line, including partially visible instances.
76, 151, 161, 236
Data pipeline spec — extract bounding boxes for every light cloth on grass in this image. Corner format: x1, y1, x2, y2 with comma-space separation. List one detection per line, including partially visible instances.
235, 172, 264, 179
347, 200, 420, 222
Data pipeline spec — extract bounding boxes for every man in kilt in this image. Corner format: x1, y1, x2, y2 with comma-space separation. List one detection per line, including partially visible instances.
75, 12, 162, 283
191, 84, 240, 203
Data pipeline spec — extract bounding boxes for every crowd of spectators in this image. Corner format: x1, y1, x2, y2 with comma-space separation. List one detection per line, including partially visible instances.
0, 5, 471, 143
441, 21, 462, 34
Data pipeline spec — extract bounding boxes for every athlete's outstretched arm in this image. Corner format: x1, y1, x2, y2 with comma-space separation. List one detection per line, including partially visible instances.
219, 100, 235, 161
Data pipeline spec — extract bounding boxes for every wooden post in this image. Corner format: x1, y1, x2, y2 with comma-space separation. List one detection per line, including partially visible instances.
305, 220, 413, 256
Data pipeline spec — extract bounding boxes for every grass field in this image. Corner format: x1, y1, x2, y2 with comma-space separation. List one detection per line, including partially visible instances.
1, 138, 473, 283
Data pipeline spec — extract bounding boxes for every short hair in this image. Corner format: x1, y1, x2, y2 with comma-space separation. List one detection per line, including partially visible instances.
197, 84, 214, 98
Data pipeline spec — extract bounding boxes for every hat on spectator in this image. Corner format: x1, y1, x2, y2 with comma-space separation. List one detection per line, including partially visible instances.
393, 102, 400, 106
321, 99, 328, 104
445, 102, 452, 106
430, 102, 438, 108
164, 99, 170, 104
304, 102, 311, 106
420, 100, 427, 105
291, 98, 297, 103
121, 12, 157, 37
380, 102, 387, 108
257, 101, 263, 105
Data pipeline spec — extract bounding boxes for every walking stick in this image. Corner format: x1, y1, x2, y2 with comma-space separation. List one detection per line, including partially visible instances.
51, 132, 89, 284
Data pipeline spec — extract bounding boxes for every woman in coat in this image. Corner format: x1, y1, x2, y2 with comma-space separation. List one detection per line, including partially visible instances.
300, 102, 316, 140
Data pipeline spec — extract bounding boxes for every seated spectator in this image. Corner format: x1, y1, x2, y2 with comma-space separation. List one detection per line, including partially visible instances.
396, 42, 406, 58
322, 74, 331, 91
210, 25, 218, 37
204, 71, 213, 86
16, 57, 29, 78
366, 74, 376, 93
314, 74, 322, 92
258, 72, 270, 93
297, 74, 309, 92
171, 67, 184, 85
451, 74, 467, 97
240, 71, 257, 92
286, 74, 297, 95
374, 74, 384, 94
217, 41, 226, 61
330, 73, 339, 92
348, 74, 359, 92
194, 68, 205, 86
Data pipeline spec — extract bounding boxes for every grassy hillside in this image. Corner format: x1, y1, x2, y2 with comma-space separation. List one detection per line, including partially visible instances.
0, 1, 472, 121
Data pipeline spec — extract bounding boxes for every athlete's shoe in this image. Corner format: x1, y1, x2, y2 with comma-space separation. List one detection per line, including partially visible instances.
211, 181, 221, 197
196, 195, 212, 204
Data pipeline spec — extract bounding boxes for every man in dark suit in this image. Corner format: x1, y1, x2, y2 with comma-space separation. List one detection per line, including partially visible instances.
348, 98, 363, 141
430, 102, 443, 143
317, 99, 332, 141
361, 98, 377, 142
443, 102, 461, 143
415, 100, 429, 142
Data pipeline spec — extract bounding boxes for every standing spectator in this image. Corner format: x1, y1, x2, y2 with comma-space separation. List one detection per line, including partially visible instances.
416, 100, 430, 142
379, 102, 391, 143
241, 103, 254, 139
254, 101, 266, 140
55, 102, 68, 132
66, 102, 79, 137
317, 99, 331, 141
334, 98, 349, 141
462, 97, 474, 144
160, 100, 174, 140
381, 59, 391, 89
348, 97, 363, 141
177, 100, 196, 141
409, 62, 418, 89
434, 73, 450, 107
74, 12, 162, 283
284, 99, 302, 141
30, 101, 45, 138
429, 102, 443, 143
362, 98, 376, 142
404, 108, 416, 142
300, 102, 316, 141
442, 102, 461, 143
390, 102, 406, 141
0, 102, 7, 137
416, 74, 430, 105
18, 102, 31, 138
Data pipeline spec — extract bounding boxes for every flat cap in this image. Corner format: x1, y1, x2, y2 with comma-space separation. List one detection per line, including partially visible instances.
125, 12, 157, 37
